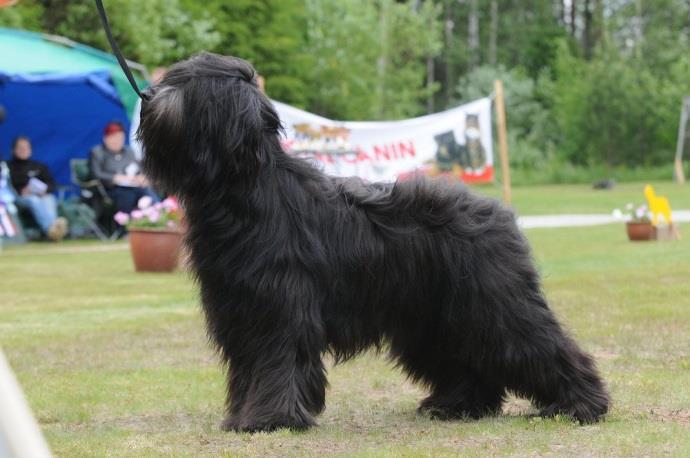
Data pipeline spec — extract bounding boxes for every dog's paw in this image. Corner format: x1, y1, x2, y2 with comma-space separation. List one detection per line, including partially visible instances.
539, 401, 607, 424
220, 415, 239, 432
220, 414, 314, 433
418, 397, 497, 421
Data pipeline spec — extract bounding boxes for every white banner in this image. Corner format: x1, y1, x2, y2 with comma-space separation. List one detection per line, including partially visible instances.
275, 97, 494, 183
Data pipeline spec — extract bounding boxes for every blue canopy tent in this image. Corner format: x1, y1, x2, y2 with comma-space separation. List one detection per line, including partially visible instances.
0, 27, 148, 185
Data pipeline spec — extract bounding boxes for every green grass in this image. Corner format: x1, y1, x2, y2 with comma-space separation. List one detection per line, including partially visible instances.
471, 180, 690, 215
503, 162, 689, 187
1, 214, 690, 456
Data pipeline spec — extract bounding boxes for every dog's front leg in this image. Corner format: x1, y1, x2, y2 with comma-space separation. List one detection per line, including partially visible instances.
216, 301, 328, 433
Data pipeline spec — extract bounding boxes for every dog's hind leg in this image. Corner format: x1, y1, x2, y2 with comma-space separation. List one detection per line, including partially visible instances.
390, 337, 504, 420
495, 296, 610, 424
457, 219, 609, 423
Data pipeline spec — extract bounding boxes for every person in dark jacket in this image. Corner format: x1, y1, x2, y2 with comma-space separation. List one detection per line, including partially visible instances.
8, 136, 68, 241
89, 121, 158, 216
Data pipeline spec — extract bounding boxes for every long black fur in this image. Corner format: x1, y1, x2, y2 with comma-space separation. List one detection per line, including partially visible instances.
138, 52, 609, 433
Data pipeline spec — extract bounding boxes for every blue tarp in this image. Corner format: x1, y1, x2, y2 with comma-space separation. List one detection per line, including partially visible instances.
0, 70, 131, 186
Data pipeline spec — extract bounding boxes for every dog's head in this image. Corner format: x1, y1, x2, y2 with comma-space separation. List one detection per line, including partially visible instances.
138, 52, 282, 195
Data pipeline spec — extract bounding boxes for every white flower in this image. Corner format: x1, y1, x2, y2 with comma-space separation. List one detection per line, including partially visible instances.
137, 196, 154, 209
612, 209, 623, 219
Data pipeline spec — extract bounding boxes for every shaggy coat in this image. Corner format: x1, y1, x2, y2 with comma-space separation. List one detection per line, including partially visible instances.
138, 52, 609, 433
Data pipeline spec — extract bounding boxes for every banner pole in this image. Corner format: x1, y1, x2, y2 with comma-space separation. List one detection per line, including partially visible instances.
494, 80, 511, 205
674, 96, 689, 184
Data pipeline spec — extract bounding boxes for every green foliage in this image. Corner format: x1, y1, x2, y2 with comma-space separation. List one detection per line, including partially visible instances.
1, 0, 220, 68
304, 0, 441, 120
0, 0, 43, 29
180, 0, 311, 107
494, 0, 567, 79
374, 0, 442, 119
303, 0, 380, 119
3, 0, 441, 120
457, 65, 545, 139
3, 0, 690, 177
550, 42, 688, 168
456, 65, 557, 172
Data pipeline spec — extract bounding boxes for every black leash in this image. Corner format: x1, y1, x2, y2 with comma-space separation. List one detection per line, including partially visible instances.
94, 0, 149, 100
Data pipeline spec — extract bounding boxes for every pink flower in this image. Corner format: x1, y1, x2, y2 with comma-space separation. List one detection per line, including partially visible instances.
131, 209, 144, 220
137, 196, 153, 209
162, 197, 178, 211
166, 220, 177, 228
113, 211, 129, 225
148, 209, 161, 223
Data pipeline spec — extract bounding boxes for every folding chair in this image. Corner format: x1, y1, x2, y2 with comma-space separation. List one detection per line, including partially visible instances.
69, 159, 121, 240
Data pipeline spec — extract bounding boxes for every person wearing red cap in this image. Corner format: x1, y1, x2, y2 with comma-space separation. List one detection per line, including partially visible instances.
89, 121, 158, 219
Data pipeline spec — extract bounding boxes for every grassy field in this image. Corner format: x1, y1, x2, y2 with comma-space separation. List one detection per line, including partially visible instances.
1, 212, 689, 456
471, 180, 690, 215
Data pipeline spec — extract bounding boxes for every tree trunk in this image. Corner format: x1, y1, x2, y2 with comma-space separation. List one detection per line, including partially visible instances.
468, 0, 480, 69
444, 0, 454, 103
594, 0, 604, 50
559, 0, 567, 26
570, 0, 577, 37
635, 0, 644, 58
377, 0, 388, 118
583, 0, 592, 59
427, 56, 435, 113
489, 0, 498, 66
413, 0, 434, 113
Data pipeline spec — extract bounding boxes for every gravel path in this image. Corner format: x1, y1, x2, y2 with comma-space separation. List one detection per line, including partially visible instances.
518, 210, 690, 229
3, 211, 689, 254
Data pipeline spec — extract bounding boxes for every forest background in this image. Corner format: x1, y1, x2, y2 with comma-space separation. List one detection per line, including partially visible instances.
3, 0, 689, 184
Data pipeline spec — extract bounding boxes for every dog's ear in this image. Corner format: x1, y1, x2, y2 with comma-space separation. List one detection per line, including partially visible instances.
192, 82, 282, 181
180, 53, 283, 177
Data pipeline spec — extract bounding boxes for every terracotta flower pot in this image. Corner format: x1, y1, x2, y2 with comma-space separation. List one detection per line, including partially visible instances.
128, 228, 183, 272
626, 222, 655, 241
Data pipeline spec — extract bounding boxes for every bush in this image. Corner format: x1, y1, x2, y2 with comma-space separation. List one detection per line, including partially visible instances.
550, 43, 689, 168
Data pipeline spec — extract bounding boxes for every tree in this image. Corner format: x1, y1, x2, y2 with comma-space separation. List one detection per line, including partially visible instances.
304, 0, 441, 120
180, 0, 312, 107
1, 0, 221, 68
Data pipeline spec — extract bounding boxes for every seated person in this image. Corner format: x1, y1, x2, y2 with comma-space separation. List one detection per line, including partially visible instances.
7, 136, 68, 241
89, 121, 158, 217
0, 160, 19, 238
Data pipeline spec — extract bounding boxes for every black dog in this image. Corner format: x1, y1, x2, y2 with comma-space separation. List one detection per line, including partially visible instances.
138, 52, 609, 433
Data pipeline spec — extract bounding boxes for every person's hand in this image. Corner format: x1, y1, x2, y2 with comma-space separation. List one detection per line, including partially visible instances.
134, 175, 149, 187
20, 186, 31, 196
113, 174, 131, 186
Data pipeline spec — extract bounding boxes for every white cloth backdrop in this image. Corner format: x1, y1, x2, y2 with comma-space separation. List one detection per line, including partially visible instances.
274, 97, 494, 183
